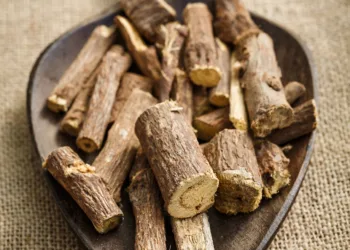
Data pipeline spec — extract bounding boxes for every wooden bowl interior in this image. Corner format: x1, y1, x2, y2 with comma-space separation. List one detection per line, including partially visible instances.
27, 1, 316, 249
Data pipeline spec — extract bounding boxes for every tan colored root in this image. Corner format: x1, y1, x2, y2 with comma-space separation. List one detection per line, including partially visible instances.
215, 170, 262, 214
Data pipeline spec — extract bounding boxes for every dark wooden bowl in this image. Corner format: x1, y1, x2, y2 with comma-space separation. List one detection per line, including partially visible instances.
27, 1, 318, 249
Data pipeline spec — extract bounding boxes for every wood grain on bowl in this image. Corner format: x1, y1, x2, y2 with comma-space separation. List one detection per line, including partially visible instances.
27, 1, 317, 249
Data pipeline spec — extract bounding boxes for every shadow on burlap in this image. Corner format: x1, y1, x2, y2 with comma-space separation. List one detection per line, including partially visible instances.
0, 0, 348, 249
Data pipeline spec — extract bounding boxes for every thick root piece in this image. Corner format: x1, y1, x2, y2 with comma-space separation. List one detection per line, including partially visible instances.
184, 3, 221, 87
76, 46, 131, 153
43, 147, 123, 234
120, 0, 176, 43
267, 99, 317, 145
156, 22, 188, 101
128, 150, 166, 250
135, 101, 219, 218
255, 140, 290, 198
47, 25, 115, 112
171, 213, 215, 250
204, 129, 263, 214
93, 89, 158, 202
214, 0, 260, 44
238, 33, 294, 137
209, 39, 230, 107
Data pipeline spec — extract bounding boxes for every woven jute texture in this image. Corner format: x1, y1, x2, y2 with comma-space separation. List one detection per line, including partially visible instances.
0, 0, 349, 249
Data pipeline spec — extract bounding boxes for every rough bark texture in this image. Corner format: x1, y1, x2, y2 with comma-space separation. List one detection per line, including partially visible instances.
171, 213, 215, 250
47, 25, 115, 112
204, 129, 263, 214
229, 51, 248, 130
209, 39, 230, 107
267, 99, 317, 145
93, 89, 157, 202
115, 16, 161, 81
214, 0, 260, 44
60, 65, 100, 136
135, 101, 219, 218
184, 3, 221, 87
284, 81, 306, 105
193, 107, 232, 141
43, 147, 123, 234
238, 32, 294, 137
255, 140, 290, 198
155, 22, 188, 101
76, 46, 131, 153
128, 150, 166, 250
171, 69, 193, 123
109, 73, 154, 123
120, 0, 176, 43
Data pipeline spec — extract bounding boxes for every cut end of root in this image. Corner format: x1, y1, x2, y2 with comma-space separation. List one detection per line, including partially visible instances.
209, 93, 229, 107
61, 120, 80, 137
230, 117, 248, 131
190, 66, 222, 87
94, 214, 123, 234
167, 173, 219, 218
76, 137, 99, 153
47, 95, 68, 113
215, 170, 262, 215
262, 170, 290, 198
252, 105, 294, 137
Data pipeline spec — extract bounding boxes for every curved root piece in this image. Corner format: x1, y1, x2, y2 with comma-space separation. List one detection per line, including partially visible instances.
76, 137, 98, 153
215, 170, 262, 214
168, 173, 218, 218
190, 66, 222, 87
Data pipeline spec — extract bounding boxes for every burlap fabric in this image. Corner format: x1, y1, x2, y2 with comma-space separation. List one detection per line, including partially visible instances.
0, 0, 349, 249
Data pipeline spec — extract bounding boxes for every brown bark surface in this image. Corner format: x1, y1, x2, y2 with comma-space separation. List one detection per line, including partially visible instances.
120, 0, 176, 43
128, 150, 166, 250
238, 32, 294, 137
109, 73, 154, 123
135, 101, 219, 218
267, 99, 317, 145
47, 25, 115, 112
60, 65, 100, 136
171, 69, 193, 123
93, 89, 157, 202
155, 22, 188, 101
255, 140, 290, 198
115, 16, 161, 81
204, 129, 263, 214
183, 3, 221, 87
171, 213, 215, 250
77, 46, 131, 153
193, 86, 213, 117
209, 39, 231, 107
193, 107, 232, 141
214, 0, 260, 44
284, 81, 306, 105
229, 51, 248, 130
43, 147, 123, 234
